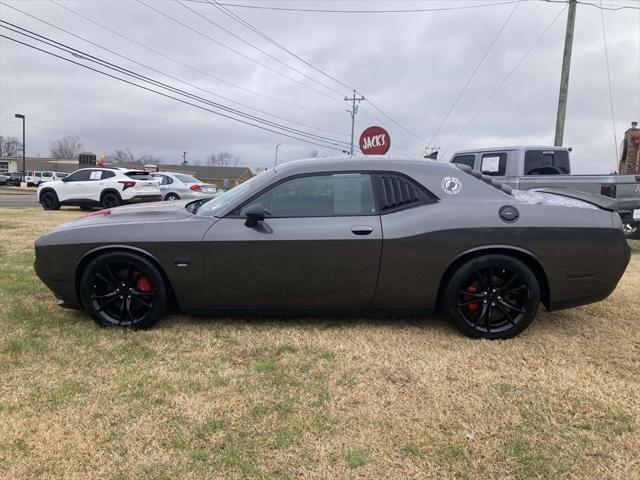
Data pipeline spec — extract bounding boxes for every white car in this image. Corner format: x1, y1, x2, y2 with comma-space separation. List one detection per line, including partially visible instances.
37, 167, 161, 210
26, 170, 44, 187
151, 172, 218, 201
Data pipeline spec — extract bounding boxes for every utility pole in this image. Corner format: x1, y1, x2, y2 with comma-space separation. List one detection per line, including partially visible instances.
554, 0, 577, 146
344, 90, 365, 155
182, 151, 187, 165
14, 113, 25, 181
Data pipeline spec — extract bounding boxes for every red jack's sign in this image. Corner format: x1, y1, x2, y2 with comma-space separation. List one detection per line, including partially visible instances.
359, 126, 390, 155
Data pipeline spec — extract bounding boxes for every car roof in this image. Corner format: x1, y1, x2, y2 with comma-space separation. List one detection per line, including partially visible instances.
452, 145, 570, 155
272, 155, 453, 176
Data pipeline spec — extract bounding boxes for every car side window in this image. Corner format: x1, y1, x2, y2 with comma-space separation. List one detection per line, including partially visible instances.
240, 173, 377, 217
65, 170, 92, 182
481, 153, 507, 176
452, 155, 475, 169
101, 170, 116, 179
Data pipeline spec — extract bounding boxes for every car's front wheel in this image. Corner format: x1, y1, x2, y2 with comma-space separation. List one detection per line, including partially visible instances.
40, 191, 60, 210
79, 251, 167, 329
444, 254, 540, 339
101, 192, 121, 209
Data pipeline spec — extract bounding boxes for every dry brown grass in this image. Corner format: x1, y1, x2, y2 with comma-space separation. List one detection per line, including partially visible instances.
0, 208, 638, 479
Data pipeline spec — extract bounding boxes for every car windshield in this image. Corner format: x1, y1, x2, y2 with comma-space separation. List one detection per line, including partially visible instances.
174, 174, 200, 184
196, 174, 264, 217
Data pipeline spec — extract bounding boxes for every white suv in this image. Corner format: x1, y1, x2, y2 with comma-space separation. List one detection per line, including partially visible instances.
37, 167, 161, 211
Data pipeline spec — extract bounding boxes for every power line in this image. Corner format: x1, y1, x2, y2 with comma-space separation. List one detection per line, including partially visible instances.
1, 2, 349, 139
425, 0, 521, 154
203, 0, 424, 146
207, 0, 353, 91
184, 0, 525, 14
46, 0, 342, 117
440, 3, 568, 159
598, 0, 618, 164
176, 0, 347, 98
136, 0, 345, 104
185, 0, 640, 12
0, 20, 348, 146
0, 28, 349, 151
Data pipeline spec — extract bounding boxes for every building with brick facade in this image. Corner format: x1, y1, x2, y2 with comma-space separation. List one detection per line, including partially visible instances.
619, 122, 640, 174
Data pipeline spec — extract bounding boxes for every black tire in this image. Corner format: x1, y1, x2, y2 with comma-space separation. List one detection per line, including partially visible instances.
41, 191, 61, 211
101, 191, 121, 209
165, 193, 180, 201
444, 254, 540, 339
624, 224, 640, 240
79, 251, 167, 329
27, 182, 33, 187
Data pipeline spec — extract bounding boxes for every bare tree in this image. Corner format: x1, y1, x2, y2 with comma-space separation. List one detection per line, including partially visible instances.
50, 136, 82, 159
138, 154, 162, 164
109, 147, 136, 164
207, 152, 239, 167
308, 149, 319, 158
0, 136, 23, 157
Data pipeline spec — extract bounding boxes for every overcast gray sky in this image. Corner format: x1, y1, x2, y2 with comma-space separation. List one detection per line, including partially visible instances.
1, 0, 639, 172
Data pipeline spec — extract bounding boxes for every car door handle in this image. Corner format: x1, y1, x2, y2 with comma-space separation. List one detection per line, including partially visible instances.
351, 225, 374, 235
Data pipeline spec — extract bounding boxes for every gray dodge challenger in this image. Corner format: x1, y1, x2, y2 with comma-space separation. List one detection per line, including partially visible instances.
34, 157, 631, 339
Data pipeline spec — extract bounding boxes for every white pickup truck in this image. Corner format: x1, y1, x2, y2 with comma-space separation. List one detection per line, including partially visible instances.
450, 146, 640, 238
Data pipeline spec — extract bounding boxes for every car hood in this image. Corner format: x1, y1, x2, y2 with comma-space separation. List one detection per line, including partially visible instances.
50, 200, 195, 231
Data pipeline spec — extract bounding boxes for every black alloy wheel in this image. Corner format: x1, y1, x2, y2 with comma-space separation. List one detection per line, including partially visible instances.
445, 255, 540, 339
80, 252, 166, 329
101, 192, 121, 209
41, 191, 60, 210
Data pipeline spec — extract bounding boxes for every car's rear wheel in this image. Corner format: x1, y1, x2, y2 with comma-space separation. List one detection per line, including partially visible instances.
80, 252, 166, 329
41, 191, 60, 210
445, 255, 540, 339
101, 192, 121, 209
624, 223, 639, 240
165, 193, 180, 201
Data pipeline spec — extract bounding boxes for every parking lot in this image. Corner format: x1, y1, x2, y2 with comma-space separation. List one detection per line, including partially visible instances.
0, 207, 638, 479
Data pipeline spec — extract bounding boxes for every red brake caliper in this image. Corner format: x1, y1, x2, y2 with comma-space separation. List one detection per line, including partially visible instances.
134, 273, 152, 301
463, 285, 479, 311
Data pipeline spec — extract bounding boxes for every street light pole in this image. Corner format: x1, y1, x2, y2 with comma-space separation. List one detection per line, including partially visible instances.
14, 113, 25, 182
275, 143, 282, 166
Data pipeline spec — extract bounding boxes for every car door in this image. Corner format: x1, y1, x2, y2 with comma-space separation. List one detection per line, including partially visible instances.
56, 169, 92, 201
202, 172, 382, 307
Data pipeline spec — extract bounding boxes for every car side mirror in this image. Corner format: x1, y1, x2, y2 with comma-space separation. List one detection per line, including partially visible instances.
61, 177, 68, 182
244, 203, 265, 228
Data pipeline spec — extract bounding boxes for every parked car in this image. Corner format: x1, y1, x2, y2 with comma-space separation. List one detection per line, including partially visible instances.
37, 167, 161, 210
34, 157, 630, 339
450, 146, 640, 238
26, 171, 44, 186
151, 172, 218, 201
1, 172, 22, 187
40, 171, 70, 184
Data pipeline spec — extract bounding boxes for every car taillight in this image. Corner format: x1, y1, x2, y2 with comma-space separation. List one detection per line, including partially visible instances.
600, 184, 616, 198
190, 184, 202, 191
119, 180, 136, 190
